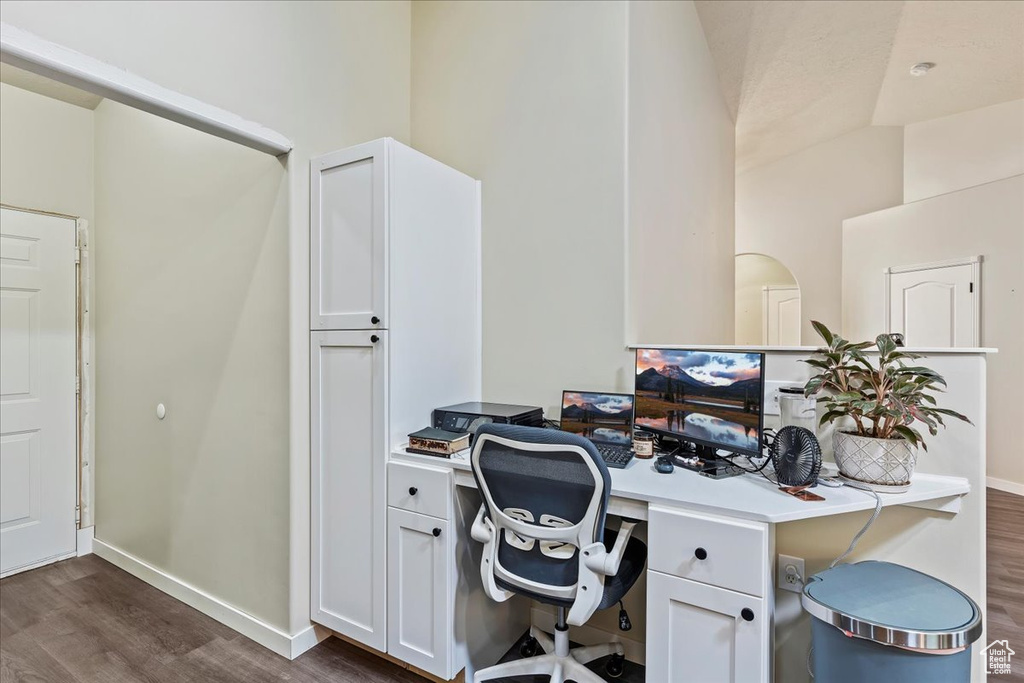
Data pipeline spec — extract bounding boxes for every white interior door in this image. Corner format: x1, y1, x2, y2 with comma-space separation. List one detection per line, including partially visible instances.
1, 208, 77, 576
762, 286, 800, 346
887, 259, 979, 347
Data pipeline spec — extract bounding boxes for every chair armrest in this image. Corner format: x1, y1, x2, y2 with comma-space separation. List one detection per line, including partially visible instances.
471, 503, 494, 543
582, 519, 636, 577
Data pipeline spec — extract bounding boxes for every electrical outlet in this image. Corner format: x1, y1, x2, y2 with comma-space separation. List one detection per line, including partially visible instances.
764, 381, 792, 416
778, 554, 805, 593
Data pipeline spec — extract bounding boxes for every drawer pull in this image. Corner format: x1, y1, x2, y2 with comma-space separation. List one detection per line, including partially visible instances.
371, 316, 380, 325
409, 487, 418, 496
694, 547, 708, 561
741, 608, 754, 622
432, 527, 442, 537
370, 335, 379, 343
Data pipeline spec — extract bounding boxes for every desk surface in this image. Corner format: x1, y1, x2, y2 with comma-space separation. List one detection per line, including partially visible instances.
391, 446, 969, 524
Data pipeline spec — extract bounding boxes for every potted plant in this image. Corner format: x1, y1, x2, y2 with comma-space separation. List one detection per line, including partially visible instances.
803, 321, 971, 491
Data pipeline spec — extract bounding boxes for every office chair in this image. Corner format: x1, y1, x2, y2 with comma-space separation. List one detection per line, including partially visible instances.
469, 424, 647, 683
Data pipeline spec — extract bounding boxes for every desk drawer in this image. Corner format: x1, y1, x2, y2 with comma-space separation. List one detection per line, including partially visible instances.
388, 461, 451, 519
648, 506, 768, 597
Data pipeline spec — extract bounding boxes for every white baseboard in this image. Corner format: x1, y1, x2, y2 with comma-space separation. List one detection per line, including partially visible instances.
77, 526, 94, 556
530, 606, 645, 665
290, 623, 332, 659
987, 477, 1024, 496
93, 538, 328, 659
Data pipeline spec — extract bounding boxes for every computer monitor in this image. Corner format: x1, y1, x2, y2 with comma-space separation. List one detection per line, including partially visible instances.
559, 391, 634, 446
634, 349, 764, 458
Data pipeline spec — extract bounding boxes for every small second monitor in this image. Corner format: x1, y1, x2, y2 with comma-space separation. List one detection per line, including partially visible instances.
560, 391, 634, 446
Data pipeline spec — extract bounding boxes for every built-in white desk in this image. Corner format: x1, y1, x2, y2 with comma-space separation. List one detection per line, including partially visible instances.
393, 446, 970, 522
385, 444, 970, 682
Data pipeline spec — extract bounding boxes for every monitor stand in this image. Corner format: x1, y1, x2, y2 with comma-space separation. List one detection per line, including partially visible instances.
671, 444, 746, 480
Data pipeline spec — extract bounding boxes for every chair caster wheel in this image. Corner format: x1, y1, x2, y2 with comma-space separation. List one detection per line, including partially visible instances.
606, 653, 625, 678
519, 636, 540, 658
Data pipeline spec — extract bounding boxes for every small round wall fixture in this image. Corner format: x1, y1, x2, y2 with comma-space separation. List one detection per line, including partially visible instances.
156, 403, 166, 420
909, 62, 935, 77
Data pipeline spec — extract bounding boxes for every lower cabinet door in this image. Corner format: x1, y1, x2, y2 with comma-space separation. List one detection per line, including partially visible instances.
647, 571, 769, 683
310, 330, 387, 650
387, 507, 452, 679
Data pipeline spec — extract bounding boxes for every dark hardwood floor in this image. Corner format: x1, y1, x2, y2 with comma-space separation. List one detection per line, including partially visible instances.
987, 487, 1024, 682
0, 554, 426, 683
3, 488, 1022, 682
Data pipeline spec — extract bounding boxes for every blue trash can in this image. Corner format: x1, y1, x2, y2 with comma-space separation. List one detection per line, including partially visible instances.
802, 561, 983, 682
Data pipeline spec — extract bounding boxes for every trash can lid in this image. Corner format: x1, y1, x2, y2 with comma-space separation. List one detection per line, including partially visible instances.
802, 561, 982, 651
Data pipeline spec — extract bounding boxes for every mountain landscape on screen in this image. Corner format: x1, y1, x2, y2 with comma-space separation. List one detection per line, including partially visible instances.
560, 392, 634, 445
634, 350, 763, 453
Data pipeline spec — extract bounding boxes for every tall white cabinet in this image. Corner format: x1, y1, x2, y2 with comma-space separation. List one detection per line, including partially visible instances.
310, 139, 481, 658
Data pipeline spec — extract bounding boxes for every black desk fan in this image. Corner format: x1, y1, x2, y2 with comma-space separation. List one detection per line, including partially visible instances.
770, 426, 822, 486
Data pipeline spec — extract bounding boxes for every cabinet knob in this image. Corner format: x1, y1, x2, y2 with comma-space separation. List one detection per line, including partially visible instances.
371, 316, 380, 325
432, 528, 442, 537
695, 547, 708, 561
409, 487, 418, 496
370, 335, 379, 343
741, 608, 755, 622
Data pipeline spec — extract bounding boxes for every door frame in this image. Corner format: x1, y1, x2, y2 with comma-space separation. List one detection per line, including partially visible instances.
760, 285, 800, 346
0, 204, 90, 564
884, 255, 982, 347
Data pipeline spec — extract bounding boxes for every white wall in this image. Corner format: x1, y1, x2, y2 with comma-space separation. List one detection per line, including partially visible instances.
411, 0, 735, 646
92, 99, 290, 629
736, 126, 904, 343
1, 0, 412, 636
0, 82, 93, 222
734, 253, 798, 345
843, 175, 1024, 491
411, 0, 634, 411
904, 99, 1024, 203
627, 0, 736, 345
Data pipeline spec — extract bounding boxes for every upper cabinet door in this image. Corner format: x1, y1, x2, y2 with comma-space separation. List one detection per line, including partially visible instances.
311, 140, 388, 330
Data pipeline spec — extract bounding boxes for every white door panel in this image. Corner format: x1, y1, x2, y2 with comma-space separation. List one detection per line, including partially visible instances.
311, 140, 388, 330
387, 508, 452, 679
310, 330, 387, 650
647, 571, 768, 683
0, 208, 77, 576
887, 260, 978, 347
762, 286, 800, 346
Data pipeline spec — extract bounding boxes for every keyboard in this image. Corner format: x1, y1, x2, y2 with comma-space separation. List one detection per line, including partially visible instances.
595, 443, 635, 469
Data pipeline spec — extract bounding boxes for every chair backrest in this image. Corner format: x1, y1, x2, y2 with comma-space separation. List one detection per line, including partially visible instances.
470, 423, 611, 605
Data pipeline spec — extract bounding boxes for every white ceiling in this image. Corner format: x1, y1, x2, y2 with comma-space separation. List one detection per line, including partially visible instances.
695, 0, 1024, 172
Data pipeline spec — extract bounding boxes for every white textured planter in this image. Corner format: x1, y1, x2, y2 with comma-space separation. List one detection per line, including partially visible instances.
833, 431, 918, 490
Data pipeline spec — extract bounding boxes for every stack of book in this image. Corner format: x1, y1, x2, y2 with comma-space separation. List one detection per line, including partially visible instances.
407, 427, 470, 458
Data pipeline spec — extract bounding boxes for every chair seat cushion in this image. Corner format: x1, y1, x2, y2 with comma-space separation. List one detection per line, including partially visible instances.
496, 527, 647, 611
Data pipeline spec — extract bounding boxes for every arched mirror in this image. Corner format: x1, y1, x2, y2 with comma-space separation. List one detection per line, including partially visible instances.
735, 253, 800, 346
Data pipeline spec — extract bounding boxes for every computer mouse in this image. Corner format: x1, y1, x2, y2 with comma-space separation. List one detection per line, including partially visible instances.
655, 457, 674, 474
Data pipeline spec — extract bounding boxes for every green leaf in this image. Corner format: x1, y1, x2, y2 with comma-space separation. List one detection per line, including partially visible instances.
818, 410, 846, 425
811, 320, 834, 346
876, 333, 896, 357
892, 426, 920, 448
930, 407, 972, 424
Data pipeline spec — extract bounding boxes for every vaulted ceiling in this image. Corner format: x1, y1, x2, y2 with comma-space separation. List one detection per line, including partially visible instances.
695, 0, 1024, 171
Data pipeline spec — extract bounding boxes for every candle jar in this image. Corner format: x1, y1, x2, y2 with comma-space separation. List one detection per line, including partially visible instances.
633, 432, 655, 459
